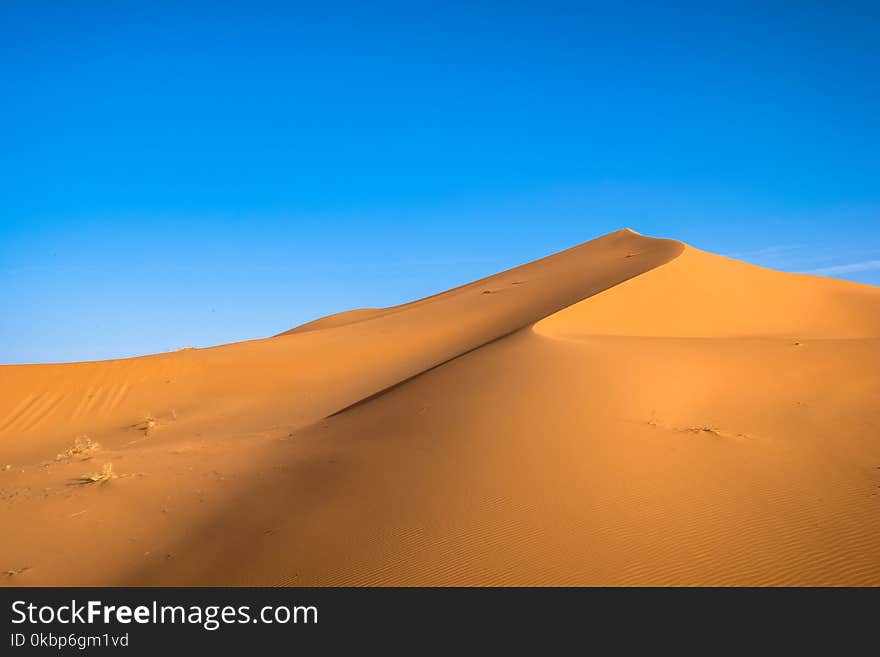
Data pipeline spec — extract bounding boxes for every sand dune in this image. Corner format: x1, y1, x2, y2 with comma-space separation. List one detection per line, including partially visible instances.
2, 229, 879, 586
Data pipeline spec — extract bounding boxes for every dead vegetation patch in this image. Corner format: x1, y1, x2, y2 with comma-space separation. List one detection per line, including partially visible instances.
677, 425, 749, 439
71, 462, 142, 486
129, 410, 178, 439
72, 462, 118, 485
55, 436, 100, 462
641, 413, 749, 439
684, 426, 723, 437
131, 415, 158, 435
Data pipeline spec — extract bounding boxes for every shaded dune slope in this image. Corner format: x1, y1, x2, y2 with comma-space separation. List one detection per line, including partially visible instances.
2, 230, 879, 586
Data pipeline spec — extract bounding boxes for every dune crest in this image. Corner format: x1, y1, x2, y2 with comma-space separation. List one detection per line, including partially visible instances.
2, 229, 879, 586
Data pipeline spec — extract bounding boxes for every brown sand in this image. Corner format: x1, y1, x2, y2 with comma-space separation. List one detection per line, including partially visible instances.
1, 228, 878, 586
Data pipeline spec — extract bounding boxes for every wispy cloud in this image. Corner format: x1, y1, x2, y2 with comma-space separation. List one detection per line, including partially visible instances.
804, 260, 880, 276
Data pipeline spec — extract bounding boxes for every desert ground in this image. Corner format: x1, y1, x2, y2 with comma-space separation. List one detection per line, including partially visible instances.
2, 228, 879, 586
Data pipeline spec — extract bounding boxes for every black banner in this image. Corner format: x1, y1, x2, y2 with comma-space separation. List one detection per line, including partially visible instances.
0, 587, 873, 652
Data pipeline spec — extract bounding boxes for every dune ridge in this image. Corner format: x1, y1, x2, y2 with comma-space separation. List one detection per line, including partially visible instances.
2, 229, 879, 586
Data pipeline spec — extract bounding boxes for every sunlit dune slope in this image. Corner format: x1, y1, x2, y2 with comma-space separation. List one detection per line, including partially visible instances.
535, 245, 880, 338
2, 229, 879, 586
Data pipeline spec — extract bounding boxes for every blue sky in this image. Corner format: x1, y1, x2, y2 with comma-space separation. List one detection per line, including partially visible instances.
2, 1, 878, 363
